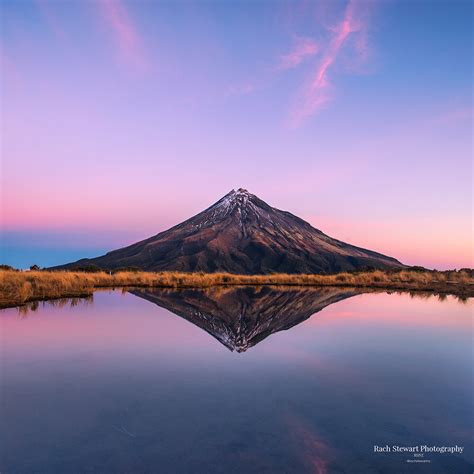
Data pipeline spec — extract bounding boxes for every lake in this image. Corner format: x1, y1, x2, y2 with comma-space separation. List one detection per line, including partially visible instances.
0, 288, 472, 473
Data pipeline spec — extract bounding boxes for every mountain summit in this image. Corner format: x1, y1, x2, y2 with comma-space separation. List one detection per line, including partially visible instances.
58, 188, 403, 273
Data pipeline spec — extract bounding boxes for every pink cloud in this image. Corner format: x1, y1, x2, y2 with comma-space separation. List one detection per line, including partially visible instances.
291, 0, 372, 125
277, 37, 320, 71
98, 0, 149, 71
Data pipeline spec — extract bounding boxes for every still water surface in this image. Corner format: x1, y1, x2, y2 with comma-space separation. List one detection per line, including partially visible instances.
0, 288, 472, 473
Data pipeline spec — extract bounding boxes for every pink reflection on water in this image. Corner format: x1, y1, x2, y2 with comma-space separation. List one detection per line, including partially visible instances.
305, 292, 471, 329
0, 291, 221, 360
285, 413, 330, 474
1, 291, 471, 366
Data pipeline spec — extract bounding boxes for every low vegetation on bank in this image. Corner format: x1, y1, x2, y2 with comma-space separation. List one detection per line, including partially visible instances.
0, 267, 472, 308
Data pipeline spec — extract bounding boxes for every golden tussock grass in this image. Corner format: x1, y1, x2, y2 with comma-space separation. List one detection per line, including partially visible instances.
0, 269, 472, 308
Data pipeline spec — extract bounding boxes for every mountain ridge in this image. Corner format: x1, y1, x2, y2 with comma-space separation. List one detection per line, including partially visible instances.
55, 188, 404, 273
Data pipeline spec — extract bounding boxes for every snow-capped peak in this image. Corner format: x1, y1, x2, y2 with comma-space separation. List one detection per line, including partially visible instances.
190, 188, 263, 230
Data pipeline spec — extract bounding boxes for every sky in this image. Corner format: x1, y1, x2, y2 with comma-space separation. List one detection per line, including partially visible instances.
0, 0, 472, 270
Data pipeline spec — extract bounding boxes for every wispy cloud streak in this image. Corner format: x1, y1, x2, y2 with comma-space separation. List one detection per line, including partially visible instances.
290, 0, 372, 125
277, 37, 319, 71
228, 37, 319, 98
98, 0, 148, 71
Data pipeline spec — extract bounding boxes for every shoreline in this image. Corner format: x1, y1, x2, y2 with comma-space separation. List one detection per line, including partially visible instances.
1, 269, 472, 309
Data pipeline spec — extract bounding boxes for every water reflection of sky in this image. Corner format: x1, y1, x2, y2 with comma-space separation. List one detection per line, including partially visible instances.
1, 291, 472, 473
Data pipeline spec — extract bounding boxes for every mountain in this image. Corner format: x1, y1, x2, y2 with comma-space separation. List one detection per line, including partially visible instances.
57, 188, 404, 273
131, 286, 363, 352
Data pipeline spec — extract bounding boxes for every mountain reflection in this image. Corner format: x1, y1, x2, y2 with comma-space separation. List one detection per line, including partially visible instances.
130, 286, 362, 352
11, 288, 466, 347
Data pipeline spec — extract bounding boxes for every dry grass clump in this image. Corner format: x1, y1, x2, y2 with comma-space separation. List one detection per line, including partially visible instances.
0, 268, 472, 308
